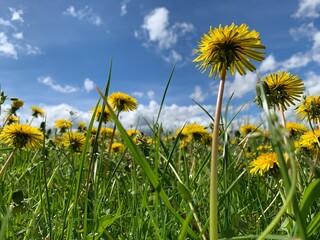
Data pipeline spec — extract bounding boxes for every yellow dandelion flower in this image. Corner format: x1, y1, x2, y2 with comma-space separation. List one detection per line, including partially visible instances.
193, 23, 265, 79
299, 130, 320, 151
54, 119, 73, 130
108, 92, 138, 112
110, 142, 124, 153
31, 106, 45, 118
11, 99, 24, 109
181, 123, 209, 142
257, 71, 304, 110
296, 95, 320, 123
250, 152, 279, 176
7, 115, 19, 124
239, 124, 260, 137
0, 123, 43, 149
257, 145, 272, 153
77, 121, 87, 132
100, 127, 117, 137
285, 122, 307, 138
127, 129, 140, 137
62, 131, 86, 152
92, 105, 112, 123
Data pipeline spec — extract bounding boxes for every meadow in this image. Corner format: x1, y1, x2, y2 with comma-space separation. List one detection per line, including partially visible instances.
1, 24, 320, 240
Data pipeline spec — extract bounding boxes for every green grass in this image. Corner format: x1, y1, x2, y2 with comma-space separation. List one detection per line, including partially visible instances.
0, 65, 319, 239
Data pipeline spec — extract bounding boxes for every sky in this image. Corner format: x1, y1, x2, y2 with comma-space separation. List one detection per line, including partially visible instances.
0, 0, 320, 132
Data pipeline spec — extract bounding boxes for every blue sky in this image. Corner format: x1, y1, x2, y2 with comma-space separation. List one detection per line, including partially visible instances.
0, 0, 320, 131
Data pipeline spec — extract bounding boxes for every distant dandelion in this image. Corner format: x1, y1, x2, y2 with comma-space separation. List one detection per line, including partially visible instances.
110, 142, 124, 153
31, 106, 45, 118
181, 123, 210, 142
108, 92, 138, 112
239, 124, 260, 137
77, 121, 87, 132
285, 122, 307, 138
92, 105, 112, 123
54, 119, 73, 132
250, 152, 279, 176
7, 115, 19, 125
62, 131, 86, 152
0, 123, 43, 149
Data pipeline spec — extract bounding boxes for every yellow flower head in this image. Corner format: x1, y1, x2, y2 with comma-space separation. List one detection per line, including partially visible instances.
7, 115, 19, 124
110, 142, 125, 153
249, 152, 279, 176
54, 119, 73, 130
296, 95, 320, 123
193, 23, 265, 79
180, 123, 209, 142
108, 92, 138, 112
239, 124, 260, 137
92, 105, 112, 123
126, 129, 140, 137
256, 71, 304, 110
11, 99, 24, 109
0, 123, 43, 149
31, 106, 45, 118
100, 127, 117, 137
77, 121, 87, 132
62, 131, 86, 152
299, 130, 320, 151
285, 122, 307, 138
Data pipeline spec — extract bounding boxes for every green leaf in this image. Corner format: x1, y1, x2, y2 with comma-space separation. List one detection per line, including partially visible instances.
177, 182, 192, 202
300, 179, 320, 221
307, 210, 320, 237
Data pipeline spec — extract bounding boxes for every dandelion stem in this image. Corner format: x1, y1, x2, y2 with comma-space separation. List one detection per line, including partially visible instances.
210, 70, 226, 240
0, 147, 16, 179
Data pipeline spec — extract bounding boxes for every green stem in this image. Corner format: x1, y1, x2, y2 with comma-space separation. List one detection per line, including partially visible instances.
0, 147, 16, 179
210, 72, 226, 240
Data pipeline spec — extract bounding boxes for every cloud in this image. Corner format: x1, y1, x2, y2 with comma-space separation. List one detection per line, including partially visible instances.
293, 0, 320, 18
26, 44, 41, 55
38, 76, 79, 93
311, 31, 320, 63
63, 5, 102, 26
136, 7, 194, 50
0, 32, 17, 58
290, 22, 317, 41
132, 91, 144, 98
120, 0, 130, 16
189, 85, 207, 103
83, 78, 94, 92
162, 50, 182, 63
303, 71, 320, 95
12, 32, 23, 39
223, 72, 258, 99
0, 18, 15, 29
259, 54, 278, 73
9, 8, 24, 22
147, 90, 154, 100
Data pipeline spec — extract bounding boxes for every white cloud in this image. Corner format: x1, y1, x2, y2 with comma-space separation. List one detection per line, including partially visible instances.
12, 32, 23, 39
0, 32, 17, 58
312, 31, 320, 63
162, 49, 182, 63
224, 72, 258, 99
83, 78, 94, 92
290, 22, 317, 41
147, 90, 155, 100
26, 44, 41, 55
0, 18, 15, 29
9, 8, 24, 22
281, 52, 311, 70
63, 6, 102, 26
120, 0, 130, 16
38, 76, 79, 93
189, 85, 207, 103
137, 7, 194, 50
293, 0, 320, 18
259, 54, 278, 73
132, 91, 144, 98
303, 71, 320, 95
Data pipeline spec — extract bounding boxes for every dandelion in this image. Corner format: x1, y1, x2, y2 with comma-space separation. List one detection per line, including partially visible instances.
239, 124, 260, 137
108, 92, 138, 112
181, 123, 210, 142
250, 152, 279, 176
285, 122, 307, 138
110, 142, 124, 154
257, 71, 304, 111
54, 119, 73, 133
296, 95, 320, 125
194, 23, 265, 79
299, 130, 320, 151
0, 123, 44, 177
62, 131, 86, 152
193, 23, 265, 239
0, 123, 43, 149
7, 115, 19, 125
92, 105, 112, 123
11, 99, 24, 112
77, 121, 87, 132
31, 106, 45, 118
